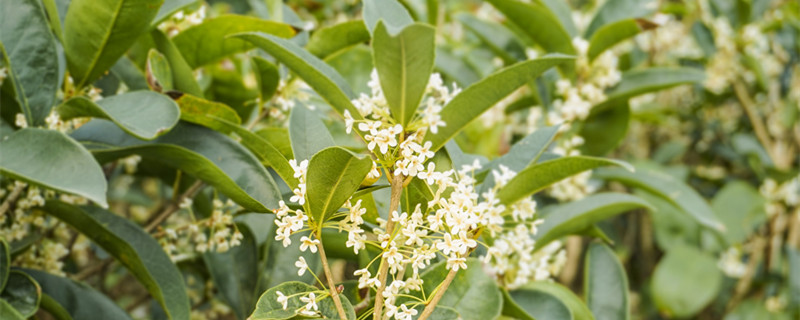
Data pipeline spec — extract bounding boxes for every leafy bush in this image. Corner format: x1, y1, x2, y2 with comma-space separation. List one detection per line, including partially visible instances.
0, 0, 798, 319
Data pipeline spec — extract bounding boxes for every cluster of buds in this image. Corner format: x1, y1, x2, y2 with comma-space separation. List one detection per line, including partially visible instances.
158, 198, 244, 258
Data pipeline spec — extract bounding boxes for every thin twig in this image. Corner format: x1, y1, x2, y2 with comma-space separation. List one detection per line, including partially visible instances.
316, 241, 348, 320
145, 181, 204, 232
733, 81, 784, 169
726, 237, 766, 311
372, 173, 405, 320
417, 269, 457, 320
0, 183, 25, 216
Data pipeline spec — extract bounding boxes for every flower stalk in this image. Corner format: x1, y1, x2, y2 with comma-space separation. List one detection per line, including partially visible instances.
372, 173, 405, 320
316, 240, 348, 320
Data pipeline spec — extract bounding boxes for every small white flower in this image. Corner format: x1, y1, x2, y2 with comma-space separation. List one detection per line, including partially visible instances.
447, 256, 467, 271
299, 292, 318, 311
299, 236, 320, 253
344, 110, 355, 134
276, 291, 288, 310
295, 256, 308, 276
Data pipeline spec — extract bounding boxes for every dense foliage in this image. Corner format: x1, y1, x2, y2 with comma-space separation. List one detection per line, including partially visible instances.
0, 0, 798, 319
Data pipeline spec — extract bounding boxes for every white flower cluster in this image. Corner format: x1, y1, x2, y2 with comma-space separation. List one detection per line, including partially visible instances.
760, 177, 799, 217
269, 80, 313, 122
635, 14, 704, 64
14, 240, 70, 276
273, 159, 310, 247
484, 225, 567, 289
717, 247, 747, 278
158, 6, 207, 37
274, 290, 327, 317
159, 198, 244, 258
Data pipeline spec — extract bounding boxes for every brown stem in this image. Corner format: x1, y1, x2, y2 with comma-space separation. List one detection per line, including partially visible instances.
733, 81, 784, 169
145, 181, 204, 232
316, 241, 348, 320
0, 183, 25, 216
417, 269, 458, 320
372, 173, 405, 320
726, 237, 766, 311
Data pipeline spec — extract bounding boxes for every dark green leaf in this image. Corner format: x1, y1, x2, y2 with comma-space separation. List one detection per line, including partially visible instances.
173, 93, 242, 132
0, 240, 8, 291
594, 68, 705, 112
153, 0, 197, 26
486, 0, 575, 55
373, 22, 436, 126
0, 299, 25, 320
63, 0, 163, 88
57, 91, 180, 140
41, 202, 189, 319
362, 0, 414, 35
0, 0, 59, 126
426, 55, 574, 151
594, 166, 727, 232
250, 281, 355, 320
456, 13, 527, 64
71, 120, 280, 211
204, 223, 259, 320
584, 243, 630, 320
289, 106, 335, 161
505, 281, 595, 320
497, 156, 630, 205
147, 49, 174, 91
0, 128, 108, 207
151, 29, 205, 97
306, 20, 371, 59
417, 258, 503, 320
23, 269, 131, 320
478, 125, 559, 187
651, 244, 722, 318
584, 0, 653, 38
579, 102, 630, 156
536, 193, 652, 249
253, 57, 280, 102
306, 147, 372, 224
172, 15, 295, 68
0, 271, 41, 318
587, 19, 653, 61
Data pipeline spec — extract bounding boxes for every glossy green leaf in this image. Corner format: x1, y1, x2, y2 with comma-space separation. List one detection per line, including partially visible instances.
250, 281, 355, 320
497, 156, 630, 205
594, 166, 726, 232
110, 56, 149, 91
536, 193, 652, 249
651, 244, 722, 318
417, 258, 503, 320
0, 240, 8, 291
505, 281, 595, 320
306, 147, 373, 224
41, 201, 189, 320
173, 15, 294, 68
39, 294, 72, 320
584, 243, 630, 320
426, 55, 574, 151
173, 93, 242, 132
373, 22, 436, 126
579, 102, 630, 156
151, 29, 204, 97
204, 223, 259, 320
235, 32, 361, 118
362, 0, 414, 35
153, 0, 197, 26
456, 13, 527, 64
711, 181, 766, 244
63, 0, 162, 88
57, 91, 180, 140
255, 128, 293, 159
0, 271, 41, 318
0, 128, 108, 207
538, 0, 579, 37
486, 0, 575, 55
71, 120, 280, 211
253, 57, 280, 103
24, 269, 131, 320
289, 106, 335, 161
584, 0, 653, 38
0, 0, 59, 126
306, 20, 371, 59
478, 125, 559, 187
587, 18, 653, 61
147, 49, 173, 91
0, 299, 25, 320
594, 68, 705, 112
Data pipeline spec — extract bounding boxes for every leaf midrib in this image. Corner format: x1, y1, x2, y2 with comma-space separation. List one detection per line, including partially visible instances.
317, 156, 356, 221
76, 0, 125, 88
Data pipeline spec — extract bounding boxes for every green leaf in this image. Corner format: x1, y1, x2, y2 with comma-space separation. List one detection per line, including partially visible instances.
478, 125, 559, 187
289, 106, 335, 161
252, 57, 280, 103
0, 299, 25, 320
0, 271, 41, 318
57, 91, 180, 140
373, 22, 436, 126
584, 243, 630, 320
456, 13, 527, 64
306, 147, 373, 224
594, 68, 705, 112
235, 32, 361, 118
173, 93, 242, 132
260, 230, 322, 289
63, 0, 163, 88
593, 166, 727, 232
0, 0, 59, 126
426, 55, 574, 151
789, 248, 800, 308
0, 240, 8, 291
505, 282, 595, 320
416, 258, 503, 320
711, 181, 766, 244
584, 0, 653, 38
578, 102, 630, 156
250, 281, 356, 320
587, 19, 653, 61
486, 0, 575, 55
39, 294, 72, 320
41, 201, 189, 320
306, 20, 371, 59
362, 0, 414, 35
0, 128, 108, 207
110, 56, 149, 91
147, 49, 174, 91
23, 269, 131, 320
497, 156, 630, 205
536, 193, 652, 249
153, 0, 197, 26
151, 29, 205, 97
172, 15, 295, 68
538, 0, 578, 37
651, 244, 722, 318
255, 128, 293, 159
71, 120, 280, 211
204, 223, 259, 320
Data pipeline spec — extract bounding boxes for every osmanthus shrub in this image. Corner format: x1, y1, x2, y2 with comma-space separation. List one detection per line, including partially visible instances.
1, 0, 799, 320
